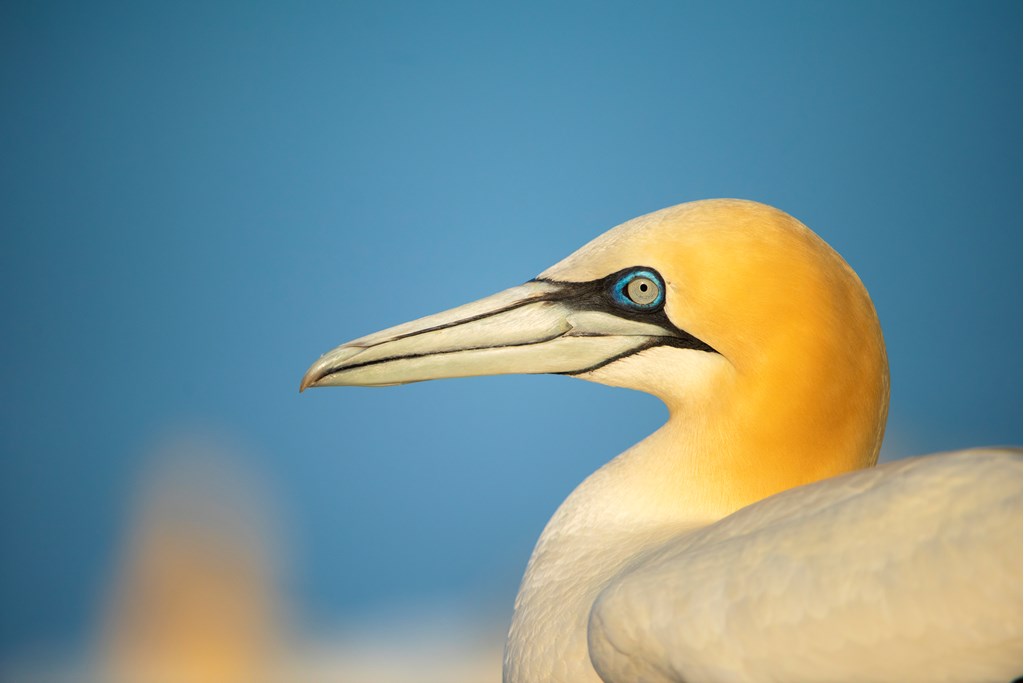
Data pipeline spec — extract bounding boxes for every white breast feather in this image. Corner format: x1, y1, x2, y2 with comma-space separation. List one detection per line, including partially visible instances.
588, 448, 1023, 683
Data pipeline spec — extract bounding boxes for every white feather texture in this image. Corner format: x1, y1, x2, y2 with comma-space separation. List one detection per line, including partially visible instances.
588, 449, 1022, 683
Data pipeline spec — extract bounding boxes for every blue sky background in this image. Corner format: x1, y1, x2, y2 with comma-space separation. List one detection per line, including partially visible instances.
1, 0, 1020, 660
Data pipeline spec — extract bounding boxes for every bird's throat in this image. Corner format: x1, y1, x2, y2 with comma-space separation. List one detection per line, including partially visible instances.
502, 392, 882, 683
502, 418, 739, 683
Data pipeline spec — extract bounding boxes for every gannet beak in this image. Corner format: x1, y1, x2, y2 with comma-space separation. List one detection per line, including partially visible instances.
300, 276, 710, 391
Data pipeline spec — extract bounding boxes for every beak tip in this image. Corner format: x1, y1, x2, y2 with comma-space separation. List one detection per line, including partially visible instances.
299, 367, 323, 393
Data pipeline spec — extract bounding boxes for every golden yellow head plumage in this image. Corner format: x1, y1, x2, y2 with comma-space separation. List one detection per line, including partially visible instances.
539, 199, 890, 504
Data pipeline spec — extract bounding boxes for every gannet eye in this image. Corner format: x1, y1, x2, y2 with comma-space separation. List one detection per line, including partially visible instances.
612, 269, 664, 310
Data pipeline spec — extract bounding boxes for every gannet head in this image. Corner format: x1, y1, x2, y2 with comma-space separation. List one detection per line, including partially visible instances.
302, 199, 889, 499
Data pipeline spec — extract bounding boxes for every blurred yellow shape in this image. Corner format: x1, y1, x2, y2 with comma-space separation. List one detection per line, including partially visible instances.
97, 440, 283, 683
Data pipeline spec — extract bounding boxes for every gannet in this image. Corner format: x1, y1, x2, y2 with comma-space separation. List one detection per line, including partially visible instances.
300, 199, 1022, 683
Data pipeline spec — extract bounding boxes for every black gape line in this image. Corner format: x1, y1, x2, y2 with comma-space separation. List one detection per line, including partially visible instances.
318, 267, 718, 381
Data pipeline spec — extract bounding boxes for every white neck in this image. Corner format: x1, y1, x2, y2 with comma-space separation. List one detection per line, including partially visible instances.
502, 417, 728, 683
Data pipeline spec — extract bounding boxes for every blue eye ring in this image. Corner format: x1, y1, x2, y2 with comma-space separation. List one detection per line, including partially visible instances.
611, 268, 665, 310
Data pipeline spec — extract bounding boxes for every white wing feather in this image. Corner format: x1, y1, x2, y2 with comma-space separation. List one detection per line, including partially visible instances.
588, 449, 1023, 683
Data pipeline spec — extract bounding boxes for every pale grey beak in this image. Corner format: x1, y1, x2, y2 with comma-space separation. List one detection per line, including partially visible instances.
300, 279, 683, 391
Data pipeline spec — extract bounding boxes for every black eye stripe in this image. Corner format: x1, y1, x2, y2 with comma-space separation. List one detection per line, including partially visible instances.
531, 266, 716, 357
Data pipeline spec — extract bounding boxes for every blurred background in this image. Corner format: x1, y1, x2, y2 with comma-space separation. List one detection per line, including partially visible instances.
1, 2, 1020, 681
